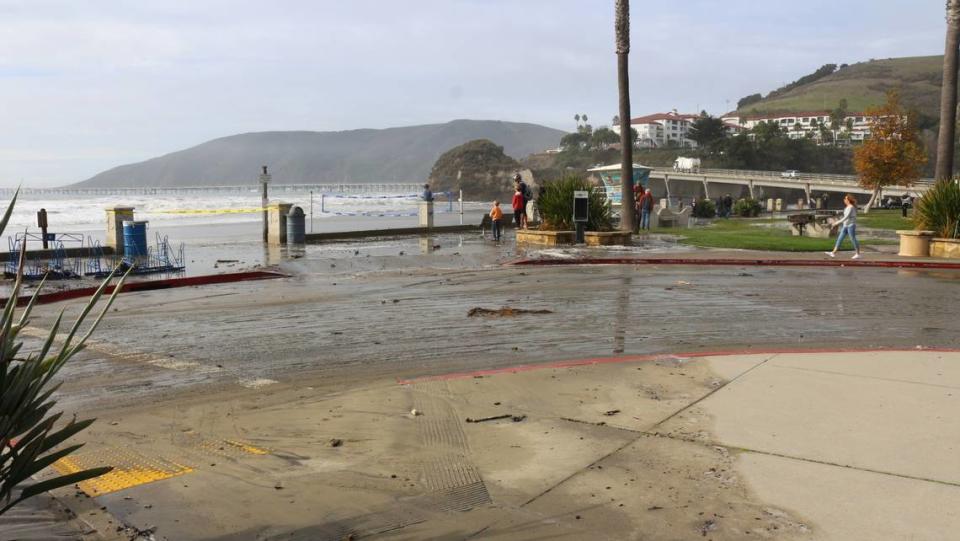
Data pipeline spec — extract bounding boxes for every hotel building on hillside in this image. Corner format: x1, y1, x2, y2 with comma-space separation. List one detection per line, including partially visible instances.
720, 111, 873, 142
613, 110, 743, 148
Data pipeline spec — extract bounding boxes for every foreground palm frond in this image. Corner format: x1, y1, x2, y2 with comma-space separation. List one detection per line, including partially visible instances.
0, 188, 130, 515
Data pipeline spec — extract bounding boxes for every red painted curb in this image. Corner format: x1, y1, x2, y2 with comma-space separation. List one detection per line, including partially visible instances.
397, 346, 959, 385
510, 257, 960, 270
5, 270, 287, 307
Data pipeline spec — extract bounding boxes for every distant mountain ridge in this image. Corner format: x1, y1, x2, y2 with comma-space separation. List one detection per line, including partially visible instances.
74, 120, 566, 188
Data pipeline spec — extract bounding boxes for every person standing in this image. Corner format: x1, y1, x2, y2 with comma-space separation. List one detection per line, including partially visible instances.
421, 183, 433, 202
514, 174, 530, 229
723, 193, 733, 217
489, 200, 503, 241
637, 188, 654, 230
512, 187, 524, 229
826, 194, 861, 260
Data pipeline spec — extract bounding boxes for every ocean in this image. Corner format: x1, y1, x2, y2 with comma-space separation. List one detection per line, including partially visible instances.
2, 188, 487, 244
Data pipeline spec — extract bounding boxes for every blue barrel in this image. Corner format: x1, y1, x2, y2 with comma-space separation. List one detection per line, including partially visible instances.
122, 220, 148, 257
286, 206, 306, 244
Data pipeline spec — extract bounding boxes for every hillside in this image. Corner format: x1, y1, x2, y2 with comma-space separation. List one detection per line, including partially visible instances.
736, 56, 945, 119
74, 120, 566, 187
429, 139, 521, 199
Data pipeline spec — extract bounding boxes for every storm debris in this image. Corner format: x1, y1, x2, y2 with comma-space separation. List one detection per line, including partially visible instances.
329, 438, 343, 447
603, 409, 621, 416
466, 414, 511, 423
467, 306, 553, 318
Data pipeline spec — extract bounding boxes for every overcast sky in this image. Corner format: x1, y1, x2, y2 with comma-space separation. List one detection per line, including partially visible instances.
0, 0, 947, 187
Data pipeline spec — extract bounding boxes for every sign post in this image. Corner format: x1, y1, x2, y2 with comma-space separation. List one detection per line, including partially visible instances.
259, 166, 271, 243
573, 190, 589, 244
37, 208, 49, 249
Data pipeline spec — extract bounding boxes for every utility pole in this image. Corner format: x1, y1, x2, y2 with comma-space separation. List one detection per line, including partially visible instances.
260, 165, 271, 243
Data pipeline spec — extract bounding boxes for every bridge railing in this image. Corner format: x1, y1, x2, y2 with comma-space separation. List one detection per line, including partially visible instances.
651, 168, 934, 190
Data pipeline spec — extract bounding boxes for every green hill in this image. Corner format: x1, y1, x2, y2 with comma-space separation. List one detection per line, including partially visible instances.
736, 56, 945, 119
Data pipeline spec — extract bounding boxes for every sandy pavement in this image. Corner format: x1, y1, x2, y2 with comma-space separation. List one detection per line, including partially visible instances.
4, 241, 960, 540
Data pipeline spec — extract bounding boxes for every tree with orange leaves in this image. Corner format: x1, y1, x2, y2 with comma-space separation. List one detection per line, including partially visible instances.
853, 90, 927, 213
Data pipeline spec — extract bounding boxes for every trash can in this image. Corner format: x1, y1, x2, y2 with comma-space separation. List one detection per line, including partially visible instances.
122, 220, 148, 257
286, 206, 306, 244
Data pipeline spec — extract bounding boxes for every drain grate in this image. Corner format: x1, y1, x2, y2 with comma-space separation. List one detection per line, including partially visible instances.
52, 447, 193, 496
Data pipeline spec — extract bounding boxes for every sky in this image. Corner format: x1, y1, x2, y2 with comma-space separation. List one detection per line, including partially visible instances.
0, 0, 948, 187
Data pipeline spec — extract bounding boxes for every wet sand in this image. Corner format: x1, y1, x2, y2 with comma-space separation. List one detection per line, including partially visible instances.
7, 236, 960, 540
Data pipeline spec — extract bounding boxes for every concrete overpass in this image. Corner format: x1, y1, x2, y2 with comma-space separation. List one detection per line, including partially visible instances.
647, 168, 935, 201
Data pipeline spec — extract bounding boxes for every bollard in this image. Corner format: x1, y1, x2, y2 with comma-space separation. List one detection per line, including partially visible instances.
268, 202, 293, 245
419, 200, 434, 228
105, 206, 135, 252
775, 198, 783, 212
286, 206, 306, 244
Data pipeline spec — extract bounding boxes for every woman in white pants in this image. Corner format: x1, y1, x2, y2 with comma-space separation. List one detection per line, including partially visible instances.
826, 194, 861, 259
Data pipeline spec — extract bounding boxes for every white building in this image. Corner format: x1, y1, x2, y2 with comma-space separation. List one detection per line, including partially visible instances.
721, 111, 873, 142
613, 110, 699, 148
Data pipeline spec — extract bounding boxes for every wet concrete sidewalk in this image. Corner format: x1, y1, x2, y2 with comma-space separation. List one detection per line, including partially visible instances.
5, 244, 960, 540
17, 349, 958, 540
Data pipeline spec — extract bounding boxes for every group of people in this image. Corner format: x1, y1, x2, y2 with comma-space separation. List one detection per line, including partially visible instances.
488, 173, 532, 242
715, 193, 735, 218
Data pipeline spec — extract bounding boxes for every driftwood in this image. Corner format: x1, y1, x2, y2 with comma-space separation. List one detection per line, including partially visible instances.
467, 307, 553, 318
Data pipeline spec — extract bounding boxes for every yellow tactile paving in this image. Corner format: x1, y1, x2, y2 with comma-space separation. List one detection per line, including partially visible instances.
53, 447, 193, 496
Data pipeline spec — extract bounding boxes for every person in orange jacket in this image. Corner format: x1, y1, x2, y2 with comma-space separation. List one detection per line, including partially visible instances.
489, 200, 503, 241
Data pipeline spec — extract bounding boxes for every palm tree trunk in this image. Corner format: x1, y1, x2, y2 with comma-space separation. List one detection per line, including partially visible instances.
616, 0, 635, 231
936, 0, 960, 180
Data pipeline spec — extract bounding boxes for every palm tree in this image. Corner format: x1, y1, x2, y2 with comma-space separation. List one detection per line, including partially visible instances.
615, 0, 635, 231
575, 113, 581, 128
582, 114, 589, 125
936, 0, 960, 180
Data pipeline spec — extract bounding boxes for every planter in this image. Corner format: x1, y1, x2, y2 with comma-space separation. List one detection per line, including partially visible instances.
584, 231, 632, 246
516, 229, 575, 246
930, 238, 960, 259
516, 229, 632, 247
896, 230, 934, 257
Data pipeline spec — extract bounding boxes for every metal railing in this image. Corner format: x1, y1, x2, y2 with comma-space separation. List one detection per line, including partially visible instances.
651, 168, 934, 191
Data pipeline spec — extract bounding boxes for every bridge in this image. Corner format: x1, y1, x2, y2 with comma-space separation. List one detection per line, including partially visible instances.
0, 183, 426, 197
647, 168, 935, 200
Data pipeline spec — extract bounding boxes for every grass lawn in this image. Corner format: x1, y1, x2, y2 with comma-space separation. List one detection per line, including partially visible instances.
651, 219, 895, 252
857, 209, 915, 231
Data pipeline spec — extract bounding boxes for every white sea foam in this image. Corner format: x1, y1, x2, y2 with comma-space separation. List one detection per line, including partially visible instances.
3, 189, 479, 236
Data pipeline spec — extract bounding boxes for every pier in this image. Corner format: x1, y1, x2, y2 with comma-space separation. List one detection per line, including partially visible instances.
0, 183, 425, 197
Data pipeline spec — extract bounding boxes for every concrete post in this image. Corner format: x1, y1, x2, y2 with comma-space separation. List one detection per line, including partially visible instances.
268, 202, 293, 245
748, 180, 755, 199
418, 201, 434, 228
105, 206, 135, 253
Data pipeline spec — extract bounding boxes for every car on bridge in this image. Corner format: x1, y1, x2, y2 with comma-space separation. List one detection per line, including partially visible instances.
781, 170, 800, 178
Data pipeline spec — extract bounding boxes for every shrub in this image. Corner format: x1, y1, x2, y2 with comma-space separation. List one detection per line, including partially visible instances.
913, 178, 960, 238
732, 198, 763, 217
537, 174, 613, 231
0, 190, 128, 516
692, 198, 717, 218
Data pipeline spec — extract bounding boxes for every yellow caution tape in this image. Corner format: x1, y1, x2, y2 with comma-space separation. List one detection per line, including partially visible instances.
155, 208, 266, 215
